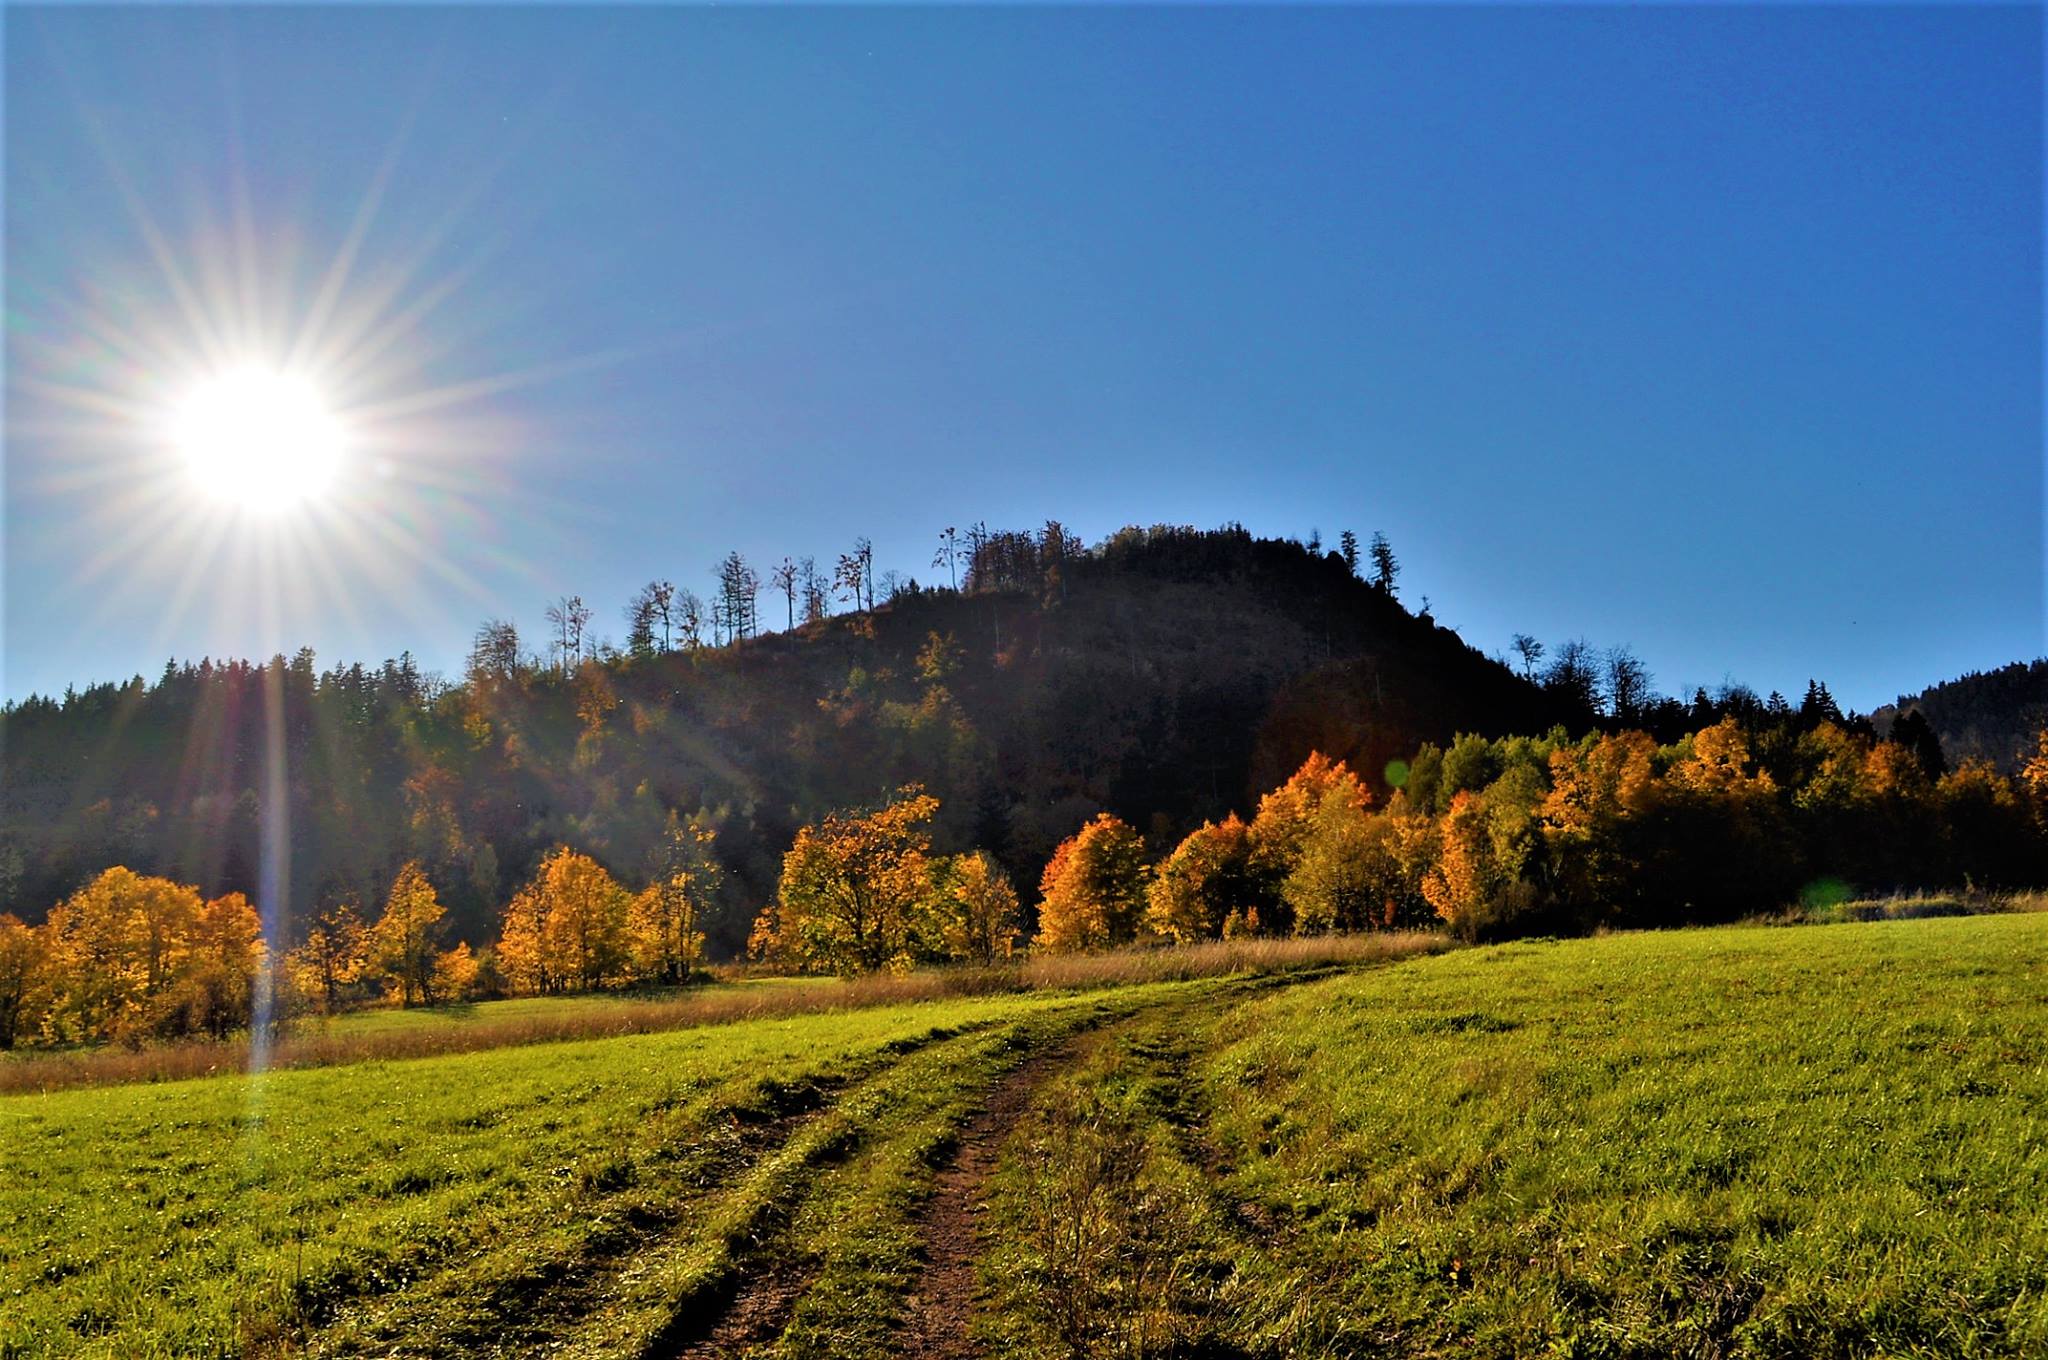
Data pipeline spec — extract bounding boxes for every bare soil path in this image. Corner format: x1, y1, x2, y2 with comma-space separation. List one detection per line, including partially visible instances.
894, 1038, 1082, 1360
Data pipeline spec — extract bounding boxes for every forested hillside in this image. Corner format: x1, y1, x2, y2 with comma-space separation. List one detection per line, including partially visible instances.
0, 525, 1585, 950
1875, 659, 2048, 773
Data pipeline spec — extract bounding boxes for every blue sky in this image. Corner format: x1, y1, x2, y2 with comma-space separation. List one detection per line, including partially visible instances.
4, 4, 2041, 712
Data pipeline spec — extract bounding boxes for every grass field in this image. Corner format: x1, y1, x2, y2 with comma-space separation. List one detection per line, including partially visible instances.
4, 915, 2045, 1358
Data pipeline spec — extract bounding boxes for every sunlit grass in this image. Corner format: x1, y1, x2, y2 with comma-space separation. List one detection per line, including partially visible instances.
975, 914, 2048, 1358
0, 986, 1160, 1358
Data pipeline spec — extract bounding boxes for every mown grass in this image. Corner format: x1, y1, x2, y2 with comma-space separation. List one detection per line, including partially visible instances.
0, 932, 1440, 1096
979, 913, 2048, 1358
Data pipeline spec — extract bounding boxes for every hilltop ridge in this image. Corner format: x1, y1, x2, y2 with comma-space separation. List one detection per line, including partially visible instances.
0, 525, 1581, 948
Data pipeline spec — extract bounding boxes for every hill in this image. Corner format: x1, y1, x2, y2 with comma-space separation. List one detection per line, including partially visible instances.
0, 525, 1587, 949
1873, 658, 2048, 773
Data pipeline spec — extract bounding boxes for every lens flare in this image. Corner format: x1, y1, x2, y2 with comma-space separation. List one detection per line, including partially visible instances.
174, 366, 344, 511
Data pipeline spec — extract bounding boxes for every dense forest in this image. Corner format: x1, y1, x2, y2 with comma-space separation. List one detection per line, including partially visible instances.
5, 522, 2042, 971
1, 525, 1584, 951
1875, 659, 2048, 773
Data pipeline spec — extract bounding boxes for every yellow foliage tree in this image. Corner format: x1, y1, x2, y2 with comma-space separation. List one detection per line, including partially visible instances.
630, 816, 721, 983
531, 847, 634, 991
287, 901, 369, 1014
935, 850, 1020, 966
1669, 718, 1773, 796
1147, 815, 1260, 944
497, 881, 558, 996
433, 941, 482, 1002
371, 861, 446, 1007
0, 914, 54, 1050
43, 867, 204, 1041
169, 891, 266, 1038
1422, 791, 1490, 939
756, 787, 941, 974
2021, 728, 2048, 827
1034, 813, 1149, 953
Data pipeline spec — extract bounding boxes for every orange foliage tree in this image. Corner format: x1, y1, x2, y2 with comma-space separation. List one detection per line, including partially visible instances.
754, 786, 941, 974
1034, 813, 1149, 952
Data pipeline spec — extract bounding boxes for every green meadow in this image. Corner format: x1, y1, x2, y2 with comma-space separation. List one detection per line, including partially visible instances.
5, 915, 2046, 1358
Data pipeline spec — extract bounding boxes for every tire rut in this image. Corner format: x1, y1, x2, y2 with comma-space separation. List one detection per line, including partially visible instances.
894, 1036, 1087, 1359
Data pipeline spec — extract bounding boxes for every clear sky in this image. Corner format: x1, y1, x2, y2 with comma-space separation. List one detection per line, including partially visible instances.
4, 4, 2041, 712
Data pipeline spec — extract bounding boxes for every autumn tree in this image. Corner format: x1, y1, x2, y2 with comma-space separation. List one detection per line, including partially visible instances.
1147, 815, 1261, 943
1035, 813, 1149, 952
170, 891, 265, 1038
287, 899, 369, 1014
43, 867, 203, 1040
1247, 752, 1372, 891
523, 847, 634, 991
1283, 793, 1413, 932
433, 942, 482, 1002
371, 861, 446, 1007
2021, 728, 2048, 829
836, 537, 876, 613
756, 787, 940, 974
0, 914, 52, 1049
632, 814, 721, 983
497, 881, 559, 995
1422, 791, 1489, 938
934, 850, 1020, 966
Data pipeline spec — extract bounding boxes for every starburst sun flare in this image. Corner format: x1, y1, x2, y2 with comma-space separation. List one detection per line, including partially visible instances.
172, 365, 346, 512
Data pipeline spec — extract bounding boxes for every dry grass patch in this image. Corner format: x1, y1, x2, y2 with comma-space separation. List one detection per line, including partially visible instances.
0, 931, 1448, 1095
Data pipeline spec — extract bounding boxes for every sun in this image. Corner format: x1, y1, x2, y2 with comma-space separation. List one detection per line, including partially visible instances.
174, 366, 345, 512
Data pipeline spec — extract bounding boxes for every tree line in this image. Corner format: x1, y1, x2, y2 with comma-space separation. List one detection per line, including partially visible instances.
12, 519, 2030, 998
5, 713, 2044, 1045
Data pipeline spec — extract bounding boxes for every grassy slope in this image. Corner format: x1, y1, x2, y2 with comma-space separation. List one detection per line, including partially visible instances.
0, 983, 1189, 1358
980, 915, 2048, 1358
8, 918, 2045, 1359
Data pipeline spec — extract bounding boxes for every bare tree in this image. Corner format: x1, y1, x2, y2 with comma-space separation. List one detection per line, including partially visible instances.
799, 557, 828, 624
675, 588, 705, 649
933, 526, 961, 591
468, 619, 522, 681
1604, 645, 1654, 723
1543, 637, 1602, 714
544, 595, 592, 672
769, 557, 799, 632
643, 580, 677, 651
1511, 633, 1545, 678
